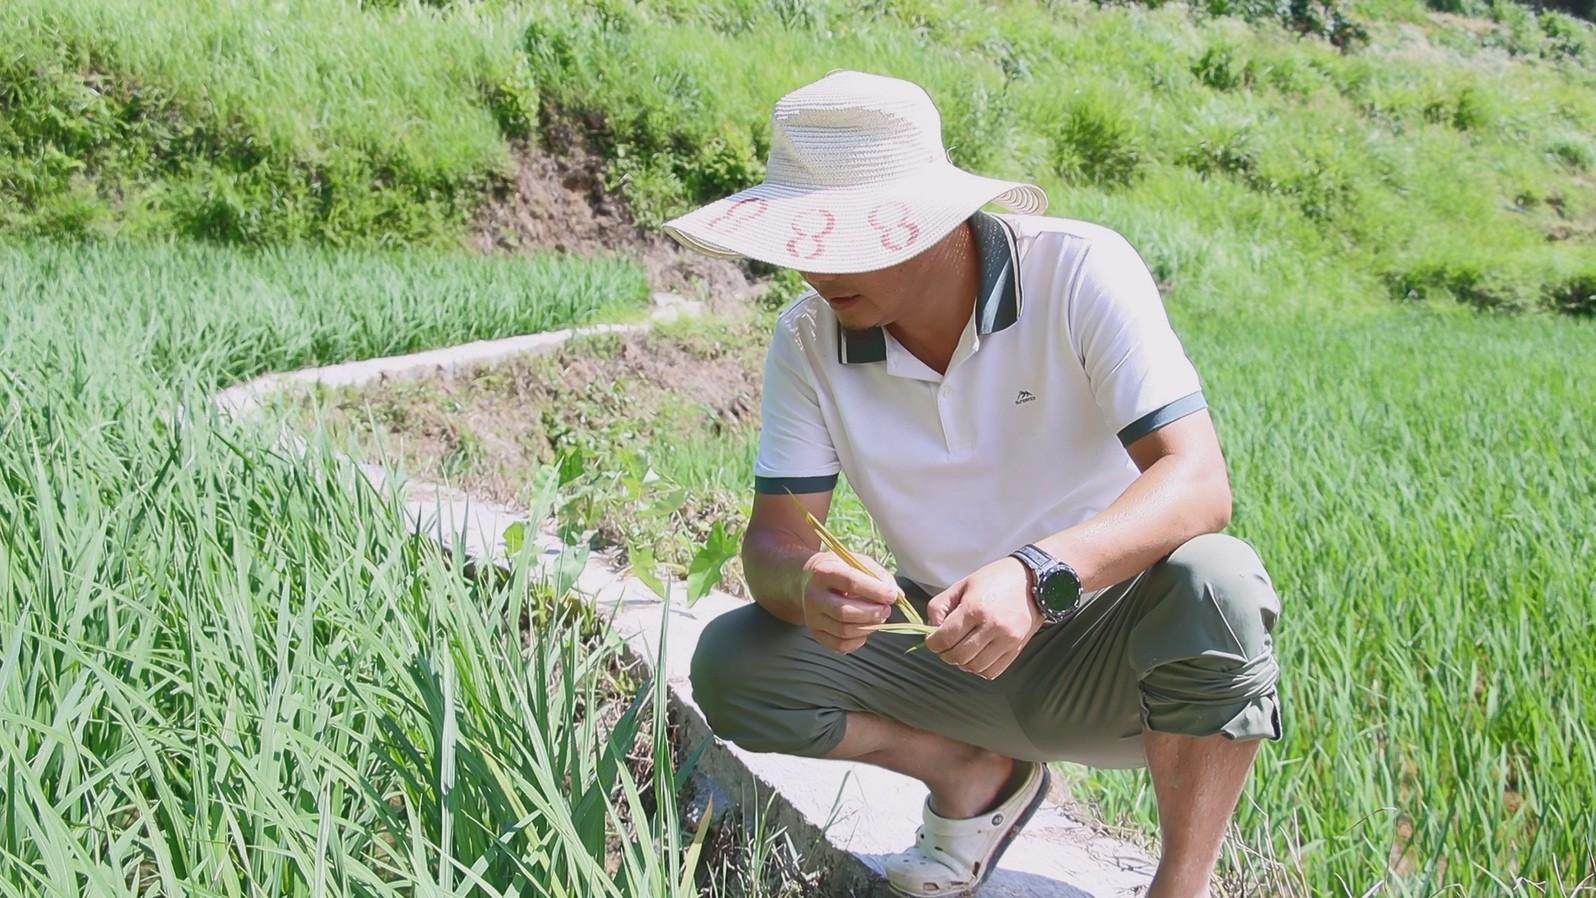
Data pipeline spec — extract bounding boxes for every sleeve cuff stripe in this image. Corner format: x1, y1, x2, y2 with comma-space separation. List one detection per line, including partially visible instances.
1118, 391, 1207, 446
754, 474, 839, 495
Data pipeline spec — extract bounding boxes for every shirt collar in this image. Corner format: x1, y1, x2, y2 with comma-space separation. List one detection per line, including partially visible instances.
836, 210, 1023, 365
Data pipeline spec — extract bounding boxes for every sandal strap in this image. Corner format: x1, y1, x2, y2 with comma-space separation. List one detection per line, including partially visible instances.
920, 761, 1044, 840
909, 762, 1046, 870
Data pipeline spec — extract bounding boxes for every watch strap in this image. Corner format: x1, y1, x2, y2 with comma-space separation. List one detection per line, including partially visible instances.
1010, 543, 1054, 575
1009, 543, 1063, 624
1009, 543, 1084, 626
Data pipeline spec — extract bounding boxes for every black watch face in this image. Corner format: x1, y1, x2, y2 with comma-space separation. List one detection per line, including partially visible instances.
1038, 566, 1080, 614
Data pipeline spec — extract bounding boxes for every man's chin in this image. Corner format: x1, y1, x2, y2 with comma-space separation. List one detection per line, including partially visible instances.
835, 311, 883, 331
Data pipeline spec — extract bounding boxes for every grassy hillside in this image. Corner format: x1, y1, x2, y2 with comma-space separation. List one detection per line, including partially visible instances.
0, 0, 533, 244
4, 0, 1594, 311
521, 0, 1596, 316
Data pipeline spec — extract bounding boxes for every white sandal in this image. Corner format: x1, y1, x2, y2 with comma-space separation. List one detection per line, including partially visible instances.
884, 761, 1051, 897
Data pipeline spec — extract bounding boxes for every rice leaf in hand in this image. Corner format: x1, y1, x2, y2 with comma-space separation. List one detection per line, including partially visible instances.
860, 623, 937, 635
783, 490, 926, 628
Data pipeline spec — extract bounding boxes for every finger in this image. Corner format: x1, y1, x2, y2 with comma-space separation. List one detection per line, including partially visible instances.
808, 596, 887, 640
808, 591, 890, 632
816, 562, 901, 606
835, 620, 885, 641
805, 607, 851, 640
824, 594, 893, 625
924, 604, 977, 655
834, 635, 868, 655
810, 613, 878, 641
940, 625, 992, 667
972, 647, 1021, 681
963, 639, 1014, 678
812, 619, 876, 643
925, 584, 963, 627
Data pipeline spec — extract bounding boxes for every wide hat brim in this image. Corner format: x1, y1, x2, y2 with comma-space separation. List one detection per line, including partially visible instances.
660, 163, 1048, 274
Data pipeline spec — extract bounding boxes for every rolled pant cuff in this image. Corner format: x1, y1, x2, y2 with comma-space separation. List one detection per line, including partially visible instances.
1142, 690, 1283, 742
1139, 650, 1283, 742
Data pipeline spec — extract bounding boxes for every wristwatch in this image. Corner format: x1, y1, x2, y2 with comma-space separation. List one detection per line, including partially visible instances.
1008, 544, 1084, 626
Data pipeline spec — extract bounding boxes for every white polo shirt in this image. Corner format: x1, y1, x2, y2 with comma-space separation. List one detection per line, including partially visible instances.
752, 210, 1207, 594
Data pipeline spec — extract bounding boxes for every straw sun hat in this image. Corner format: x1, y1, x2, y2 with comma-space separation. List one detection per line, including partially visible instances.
661, 69, 1048, 275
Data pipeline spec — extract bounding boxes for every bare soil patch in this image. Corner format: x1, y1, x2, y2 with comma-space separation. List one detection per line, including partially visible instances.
471, 112, 770, 313
283, 312, 772, 583
310, 318, 763, 503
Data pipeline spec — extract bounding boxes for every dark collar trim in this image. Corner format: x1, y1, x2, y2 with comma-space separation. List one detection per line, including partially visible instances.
836, 210, 1022, 365
971, 209, 1022, 336
838, 325, 887, 364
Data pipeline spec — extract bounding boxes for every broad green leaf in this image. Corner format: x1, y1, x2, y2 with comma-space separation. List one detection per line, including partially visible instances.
554, 543, 591, 599
556, 446, 586, 486
685, 522, 739, 606
630, 544, 668, 601
502, 521, 527, 557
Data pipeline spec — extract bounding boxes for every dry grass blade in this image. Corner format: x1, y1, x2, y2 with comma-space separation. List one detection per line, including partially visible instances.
784, 490, 925, 627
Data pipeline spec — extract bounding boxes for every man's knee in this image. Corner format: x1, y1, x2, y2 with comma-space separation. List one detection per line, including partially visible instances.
689, 605, 774, 735
1155, 532, 1280, 654
689, 604, 847, 756
1130, 533, 1283, 741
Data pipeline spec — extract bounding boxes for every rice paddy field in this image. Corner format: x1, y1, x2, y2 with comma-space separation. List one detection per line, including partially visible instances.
4, 0, 1595, 895
0, 245, 755, 895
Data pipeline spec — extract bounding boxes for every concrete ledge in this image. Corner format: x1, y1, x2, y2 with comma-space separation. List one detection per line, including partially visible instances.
213, 294, 700, 418
212, 311, 1157, 898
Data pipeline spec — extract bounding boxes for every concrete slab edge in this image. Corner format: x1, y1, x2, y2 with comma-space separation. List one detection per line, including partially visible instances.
212, 294, 701, 418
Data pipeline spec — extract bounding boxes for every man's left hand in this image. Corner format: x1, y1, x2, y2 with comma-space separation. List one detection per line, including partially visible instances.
924, 556, 1042, 680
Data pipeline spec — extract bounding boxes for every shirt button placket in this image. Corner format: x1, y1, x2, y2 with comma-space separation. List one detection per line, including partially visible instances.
941, 383, 961, 451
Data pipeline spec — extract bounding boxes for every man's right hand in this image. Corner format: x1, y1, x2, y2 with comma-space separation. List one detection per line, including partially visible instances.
800, 552, 902, 654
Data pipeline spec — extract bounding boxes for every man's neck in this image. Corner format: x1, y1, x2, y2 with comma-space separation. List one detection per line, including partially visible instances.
885, 221, 980, 376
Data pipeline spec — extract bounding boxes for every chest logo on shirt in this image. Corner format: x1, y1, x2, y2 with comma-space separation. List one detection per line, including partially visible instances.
1014, 389, 1037, 406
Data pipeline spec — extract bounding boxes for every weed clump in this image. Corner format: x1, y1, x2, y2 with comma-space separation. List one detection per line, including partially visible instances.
1549, 273, 1596, 316
1193, 45, 1256, 92
1383, 259, 1596, 315
1051, 95, 1146, 188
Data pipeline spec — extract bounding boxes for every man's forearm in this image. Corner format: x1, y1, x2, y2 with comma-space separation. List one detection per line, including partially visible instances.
740, 527, 819, 626
1032, 452, 1232, 593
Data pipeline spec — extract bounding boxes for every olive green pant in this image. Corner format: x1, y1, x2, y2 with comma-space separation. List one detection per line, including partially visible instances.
690, 533, 1282, 769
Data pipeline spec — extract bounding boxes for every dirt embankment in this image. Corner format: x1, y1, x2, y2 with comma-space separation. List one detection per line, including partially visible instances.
314, 321, 765, 507
470, 111, 771, 313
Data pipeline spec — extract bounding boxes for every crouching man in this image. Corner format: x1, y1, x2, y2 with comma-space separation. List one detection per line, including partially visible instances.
660, 69, 1282, 898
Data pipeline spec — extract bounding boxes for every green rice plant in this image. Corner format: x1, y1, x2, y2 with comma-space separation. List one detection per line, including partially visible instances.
0, 235, 716, 895
1078, 306, 1596, 895
0, 240, 650, 388
0, 392, 718, 895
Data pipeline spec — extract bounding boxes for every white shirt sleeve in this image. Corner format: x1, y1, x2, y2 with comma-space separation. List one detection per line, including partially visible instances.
1065, 234, 1206, 446
752, 315, 840, 492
